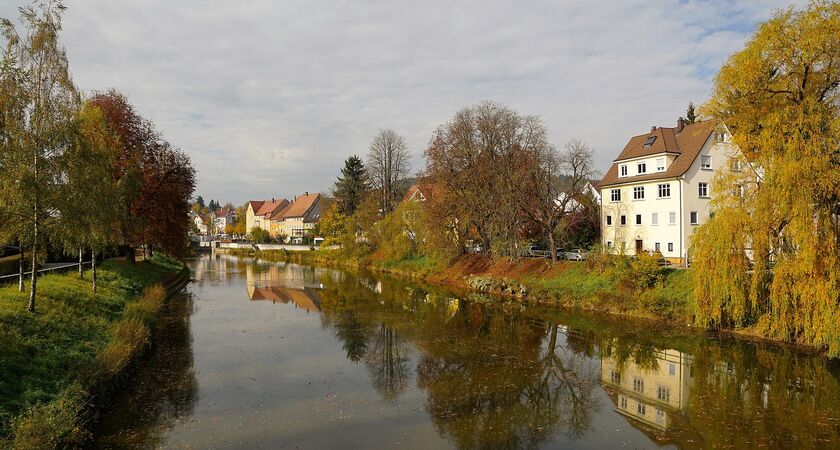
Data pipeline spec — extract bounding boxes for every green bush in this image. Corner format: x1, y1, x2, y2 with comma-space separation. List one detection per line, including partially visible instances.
626, 253, 665, 289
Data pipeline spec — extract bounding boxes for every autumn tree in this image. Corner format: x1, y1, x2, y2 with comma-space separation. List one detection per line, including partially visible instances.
693, 1, 840, 355
367, 129, 410, 214
520, 138, 595, 261
56, 101, 120, 290
334, 155, 369, 215
0, 1, 79, 311
424, 102, 544, 255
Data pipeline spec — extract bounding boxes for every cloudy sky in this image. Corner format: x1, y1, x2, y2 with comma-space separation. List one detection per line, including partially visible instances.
0, 0, 804, 204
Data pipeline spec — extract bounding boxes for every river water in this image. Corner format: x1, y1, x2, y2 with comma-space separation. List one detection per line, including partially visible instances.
92, 254, 840, 449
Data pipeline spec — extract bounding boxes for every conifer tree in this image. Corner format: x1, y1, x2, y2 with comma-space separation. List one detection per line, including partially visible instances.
334, 155, 369, 215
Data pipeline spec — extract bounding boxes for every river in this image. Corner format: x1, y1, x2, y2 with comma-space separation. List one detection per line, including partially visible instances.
92, 254, 840, 449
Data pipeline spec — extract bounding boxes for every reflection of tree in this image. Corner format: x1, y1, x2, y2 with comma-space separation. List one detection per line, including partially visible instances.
415, 314, 600, 449
333, 310, 370, 362
92, 293, 198, 447
364, 324, 410, 401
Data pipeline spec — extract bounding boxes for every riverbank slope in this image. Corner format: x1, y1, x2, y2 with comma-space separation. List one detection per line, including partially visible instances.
228, 248, 696, 325
0, 254, 189, 449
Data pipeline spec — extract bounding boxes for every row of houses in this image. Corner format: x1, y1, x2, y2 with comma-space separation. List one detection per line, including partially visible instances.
245, 192, 326, 243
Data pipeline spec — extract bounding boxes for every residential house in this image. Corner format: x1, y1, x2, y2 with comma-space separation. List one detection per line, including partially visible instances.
273, 192, 324, 243
190, 211, 208, 236
213, 209, 235, 234
403, 184, 427, 202
598, 119, 739, 264
245, 198, 289, 235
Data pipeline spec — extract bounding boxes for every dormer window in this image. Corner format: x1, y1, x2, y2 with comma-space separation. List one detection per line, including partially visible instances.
637, 162, 647, 174
620, 164, 628, 177
656, 157, 665, 172
714, 132, 727, 142
643, 136, 656, 148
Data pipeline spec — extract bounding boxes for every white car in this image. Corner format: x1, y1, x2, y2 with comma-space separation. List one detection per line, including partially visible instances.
565, 249, 589, 261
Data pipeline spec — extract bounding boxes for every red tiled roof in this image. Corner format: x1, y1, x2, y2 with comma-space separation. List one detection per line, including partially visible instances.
283, 193, 320, 218
599, 120, 717, 188
249, 201, 264, 213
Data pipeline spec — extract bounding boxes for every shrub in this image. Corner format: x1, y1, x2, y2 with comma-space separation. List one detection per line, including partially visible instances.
626, 253, 665, 289
11, 385, 89, 449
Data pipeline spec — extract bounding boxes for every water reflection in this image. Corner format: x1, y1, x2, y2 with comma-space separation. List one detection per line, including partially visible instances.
93, 292, 198, 448
93, 256, 840, 449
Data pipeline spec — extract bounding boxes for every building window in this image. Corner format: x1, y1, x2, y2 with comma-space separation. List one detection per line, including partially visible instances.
669, 212, 676, 225
657, 386, 671, 402
715, 132, 727, 142
611, 189, 621, 202
633, 378, 644, 393
620, 215, 627, 226
620, 164, 628, 177
656, 157, 665, 172
637, 403, 646, 416
637, 162, 647, 174
658, 183, 671, 198
651, 212, 658, 225
655, 242, 660, 251
698, 182, 709, 198
656, 409, 666, 424
633, 186, 645, 200
668, 242, 674, 252
606, 215, 612, 226
668, 363, 676, 376
734, 185, 745, 197
610, 371, 621, 384
730, 157, 742, 171
643, 135, 656, 148
606, 241, 612, 249
620, 396, 628, 410
690, 211, 699, 225
635, 214, 642, 225
701, 155, 712, 169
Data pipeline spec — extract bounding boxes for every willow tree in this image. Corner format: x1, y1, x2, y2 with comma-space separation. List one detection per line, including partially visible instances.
693, 1, 840, 355
0, 1, 79, 312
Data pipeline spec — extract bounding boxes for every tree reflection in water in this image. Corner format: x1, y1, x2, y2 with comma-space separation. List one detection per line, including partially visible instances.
92, 292, 198, 448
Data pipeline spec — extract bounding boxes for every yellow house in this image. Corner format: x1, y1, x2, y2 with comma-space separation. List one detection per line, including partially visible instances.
245, 198, 289, 236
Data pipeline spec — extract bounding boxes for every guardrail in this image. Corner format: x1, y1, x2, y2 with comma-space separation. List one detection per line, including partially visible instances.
0, 261, 91, 285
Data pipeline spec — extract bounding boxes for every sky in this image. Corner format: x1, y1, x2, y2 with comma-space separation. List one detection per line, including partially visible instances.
0, 0, 805, 205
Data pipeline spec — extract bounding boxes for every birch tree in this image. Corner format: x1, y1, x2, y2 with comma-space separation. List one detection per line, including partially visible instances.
0, 1, 79, 311
367, 129, 410, 214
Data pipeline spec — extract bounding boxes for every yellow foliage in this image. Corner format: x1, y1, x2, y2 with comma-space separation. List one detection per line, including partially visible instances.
696, 1, 840, 355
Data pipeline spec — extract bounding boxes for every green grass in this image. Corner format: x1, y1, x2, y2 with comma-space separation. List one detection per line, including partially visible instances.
0, 258, 181, 444
526, 265, 617, 299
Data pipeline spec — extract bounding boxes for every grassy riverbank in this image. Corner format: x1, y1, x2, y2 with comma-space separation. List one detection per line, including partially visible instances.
0, 255, 188, 449
229, 248, 697, 325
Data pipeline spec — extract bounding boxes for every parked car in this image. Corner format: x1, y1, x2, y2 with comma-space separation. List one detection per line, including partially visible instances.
565, 249, 589, 261
525, 245, 551, 258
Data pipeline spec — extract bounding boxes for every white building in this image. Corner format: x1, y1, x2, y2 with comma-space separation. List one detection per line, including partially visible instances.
598, 119, 738, 265
213, 209, 235, 234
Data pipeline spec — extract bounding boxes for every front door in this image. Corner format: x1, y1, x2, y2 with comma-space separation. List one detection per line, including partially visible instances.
635, 239, 643, 254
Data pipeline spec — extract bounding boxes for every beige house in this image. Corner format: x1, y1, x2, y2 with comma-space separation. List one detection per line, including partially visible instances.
245, 193, 326, 242
598, 119, 740, 264
600, 346, 693, 432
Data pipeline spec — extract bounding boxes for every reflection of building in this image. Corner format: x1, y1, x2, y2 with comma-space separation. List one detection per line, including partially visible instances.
600, 347, 693, 432
244, 262, 330, 312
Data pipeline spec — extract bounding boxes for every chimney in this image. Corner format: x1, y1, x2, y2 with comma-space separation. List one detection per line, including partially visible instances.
272, 197, 274, 203
677, 117, 685, 132
305, 191, 309, 196
651, 126, 657, 133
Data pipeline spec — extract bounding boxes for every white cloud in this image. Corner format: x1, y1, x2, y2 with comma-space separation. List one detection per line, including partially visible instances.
0, 0, 804, 203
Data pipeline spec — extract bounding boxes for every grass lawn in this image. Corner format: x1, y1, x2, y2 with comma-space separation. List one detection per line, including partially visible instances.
0, 255, 181, 441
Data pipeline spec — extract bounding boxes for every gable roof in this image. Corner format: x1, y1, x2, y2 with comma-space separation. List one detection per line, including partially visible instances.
262, 199, 290, 219
403, 184, 426, 202
599, 120, 717, 188
283, 193, 320, 218
248, 201, 264, 213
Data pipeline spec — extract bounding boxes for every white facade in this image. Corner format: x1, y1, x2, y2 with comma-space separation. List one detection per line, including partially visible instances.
600, 124, 737, 263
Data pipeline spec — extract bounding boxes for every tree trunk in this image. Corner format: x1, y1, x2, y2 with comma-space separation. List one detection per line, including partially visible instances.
78, 247, 84, 278
126, 246, 136, 265
18, 254, 24, 292
91, 250, 97, 293
28, 224, 37, 313
148, 244, 154, 258
548, 229, 558, 263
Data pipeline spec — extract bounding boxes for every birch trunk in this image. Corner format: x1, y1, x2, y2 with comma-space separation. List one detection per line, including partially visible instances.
28, 208, 37, 312
78, 247, 83, 277
18, 254, 24, 292
91, 250, 97, 293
